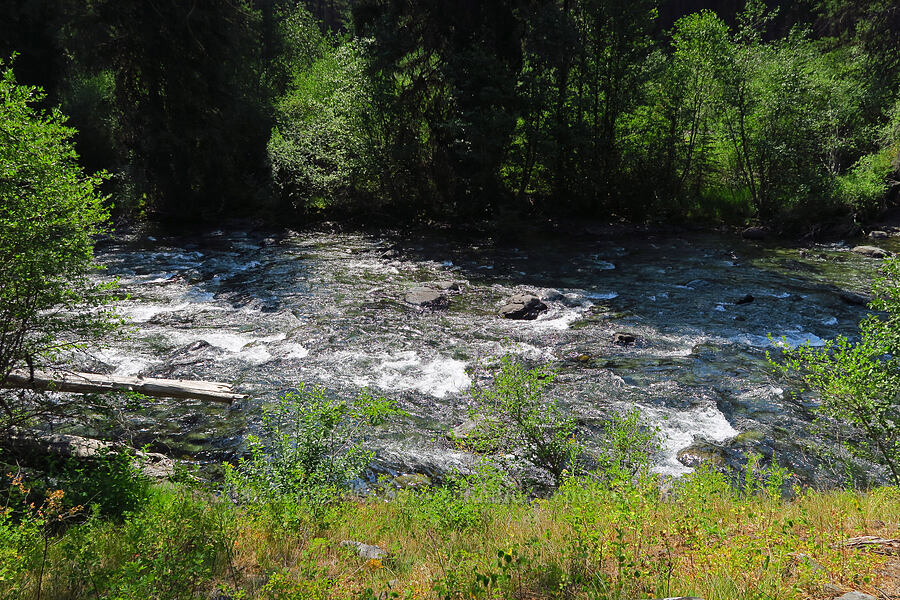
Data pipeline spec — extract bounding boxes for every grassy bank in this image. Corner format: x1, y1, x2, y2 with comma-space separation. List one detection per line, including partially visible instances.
3, 464, 899, 600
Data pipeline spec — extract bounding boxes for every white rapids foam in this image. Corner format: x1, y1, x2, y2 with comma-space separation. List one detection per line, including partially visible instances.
635, 403, 739, 476
332, 350, 471, 398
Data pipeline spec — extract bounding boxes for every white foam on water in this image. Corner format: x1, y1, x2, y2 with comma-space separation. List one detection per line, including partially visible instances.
282, 343, 310, 360
585, 291, 619, 301
822, 316, 838, 326
335, 350, 470, 398
636, 403, 739, 476
594, 260, 616, 270
714, 304, 726, 312
729, 330, 826, 349
118, 302, 190, 323
94, 349, 154, 376
530, 307, 585, 331
164, 330, 288, 364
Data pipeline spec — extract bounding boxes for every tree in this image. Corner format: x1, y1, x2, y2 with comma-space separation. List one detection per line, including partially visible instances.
0, 61, 115, 426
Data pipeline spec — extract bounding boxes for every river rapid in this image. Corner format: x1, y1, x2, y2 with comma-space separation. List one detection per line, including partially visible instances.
71, 225, 898, 486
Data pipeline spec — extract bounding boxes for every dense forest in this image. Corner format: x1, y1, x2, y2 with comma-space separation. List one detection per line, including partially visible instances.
1, 0, 898, 228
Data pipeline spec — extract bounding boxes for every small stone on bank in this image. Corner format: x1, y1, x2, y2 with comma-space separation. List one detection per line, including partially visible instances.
340, 540, 389, 560
835, 592, 877, 600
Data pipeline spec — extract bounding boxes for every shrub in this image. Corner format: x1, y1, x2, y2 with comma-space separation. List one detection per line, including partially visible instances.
226, 384, 402, 515
0, 59, 116, 430
469, 357, 582, 486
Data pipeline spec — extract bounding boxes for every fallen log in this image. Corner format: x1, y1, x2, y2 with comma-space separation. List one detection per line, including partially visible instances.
3, 370, 246, 404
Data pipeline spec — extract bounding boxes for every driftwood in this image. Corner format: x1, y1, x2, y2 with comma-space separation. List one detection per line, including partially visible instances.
2, 428, 175, 479
842, 536, 900, 555
3, 370, 246, 404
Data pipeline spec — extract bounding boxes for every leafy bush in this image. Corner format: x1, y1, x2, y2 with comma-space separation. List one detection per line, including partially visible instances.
396, 463, 520, 532
0, 59, 116, 428
469, 358, 582, 486
226, 384, 402, 515
58, 447, 151, 519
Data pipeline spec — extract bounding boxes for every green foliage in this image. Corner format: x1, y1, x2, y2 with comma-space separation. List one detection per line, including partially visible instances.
396, 463, 520, 533
226, 384, 403, 515
470, 358, 582, 486
269, 34, 377, 213
58, 447, 151, 519
774, 257, 900, 485
0, 59, 116, 426
593, 408, 661, 485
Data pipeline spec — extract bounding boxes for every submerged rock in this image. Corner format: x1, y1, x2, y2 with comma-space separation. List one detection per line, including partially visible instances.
852, 245, 891, 258
734, 293, 754, 305
499, 294, 547, 320
340, 540, 389, 560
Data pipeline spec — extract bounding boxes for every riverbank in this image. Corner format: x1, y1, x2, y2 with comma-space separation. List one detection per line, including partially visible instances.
3, 468, 898, 599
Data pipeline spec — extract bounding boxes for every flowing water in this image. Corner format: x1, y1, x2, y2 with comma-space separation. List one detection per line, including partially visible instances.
69, 225, 899, 485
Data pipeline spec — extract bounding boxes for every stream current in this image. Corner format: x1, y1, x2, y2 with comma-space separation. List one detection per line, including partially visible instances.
71, 226, 897, 485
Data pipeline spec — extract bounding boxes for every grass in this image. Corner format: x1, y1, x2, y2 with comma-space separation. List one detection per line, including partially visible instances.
3, 465, 900, 600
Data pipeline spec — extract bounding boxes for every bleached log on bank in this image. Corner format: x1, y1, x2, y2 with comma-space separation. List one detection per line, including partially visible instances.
3, 370, 247, 404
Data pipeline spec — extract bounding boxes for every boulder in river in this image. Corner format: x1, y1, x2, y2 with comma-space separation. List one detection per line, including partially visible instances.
852, 245, 891, 258
499, 294, 547, 320
868, 230, 890, 239
734, 293, 755, 305
434, 280, 462, 292
741, 226, 768, 240
839, 290, 871, 306
405, 287, 449, 309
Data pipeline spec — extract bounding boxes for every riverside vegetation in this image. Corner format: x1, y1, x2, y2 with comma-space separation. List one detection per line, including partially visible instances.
1, 0, 898, 227
3, 359, 900, 599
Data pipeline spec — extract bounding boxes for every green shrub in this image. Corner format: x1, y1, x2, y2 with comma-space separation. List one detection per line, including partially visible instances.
469, 357, 582, 486
226, 384, 402, 517
58, 447, 151, 519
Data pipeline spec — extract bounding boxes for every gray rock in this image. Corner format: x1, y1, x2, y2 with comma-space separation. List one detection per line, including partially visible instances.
405, 287, 448, 309
869, 230, 890, 239
677, 442, 726, 468
340, 540, 389, 560
499, 294, 548, 320
434, 280, 462, 292
822, 583, 844, 594
852, 245, 891, 258
742, 226, 768, 240
612, 332, 636, 345
836, 592, 877, 600
734, 293, 754, 305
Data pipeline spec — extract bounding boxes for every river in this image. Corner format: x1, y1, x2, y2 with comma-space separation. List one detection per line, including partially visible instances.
71, 225, 895, 486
